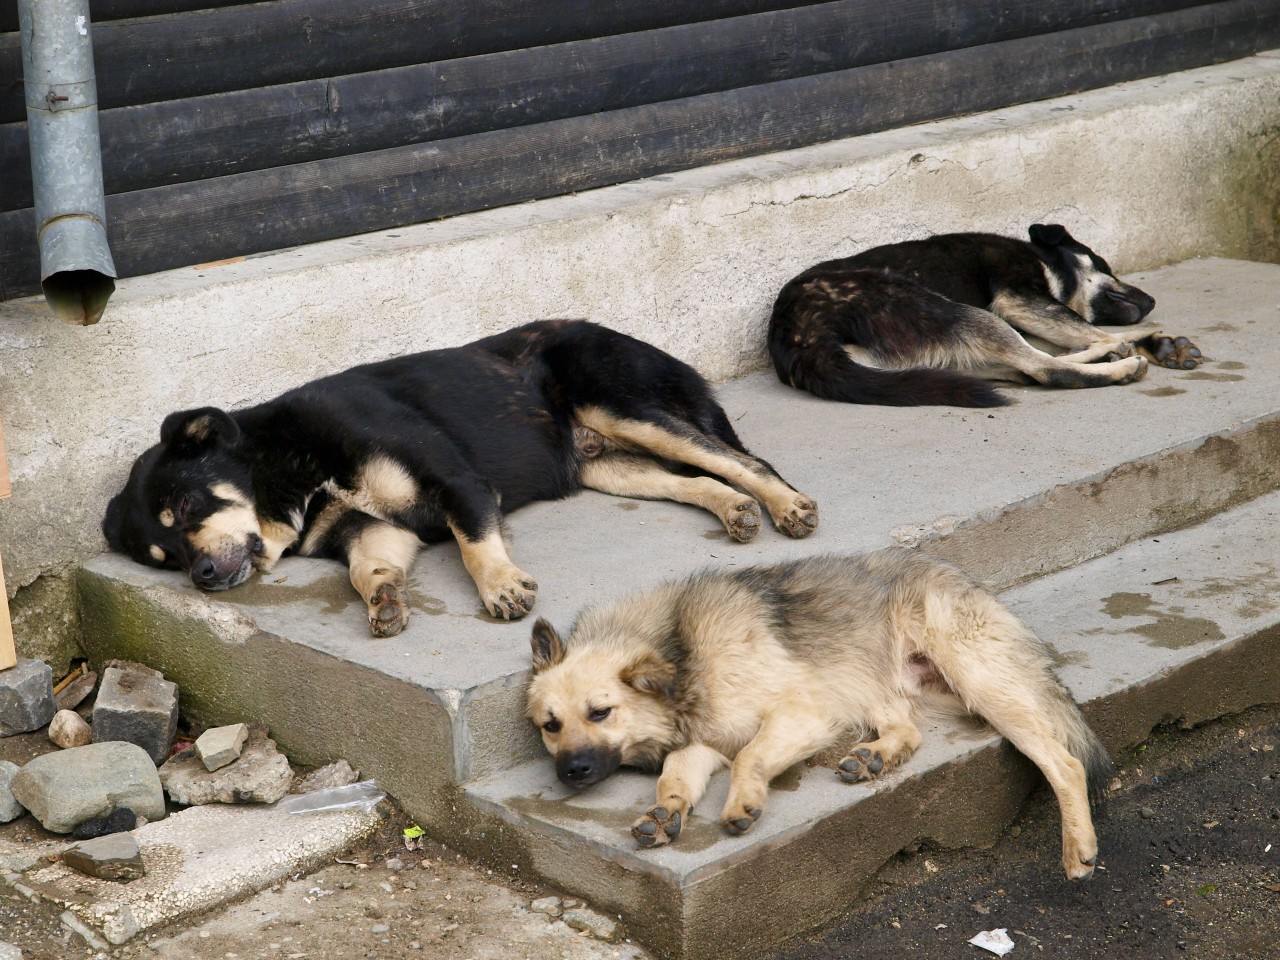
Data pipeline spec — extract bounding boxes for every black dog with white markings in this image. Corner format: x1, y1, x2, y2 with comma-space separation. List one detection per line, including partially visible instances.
104, 320, 818, 636
769, 224, 1201, 407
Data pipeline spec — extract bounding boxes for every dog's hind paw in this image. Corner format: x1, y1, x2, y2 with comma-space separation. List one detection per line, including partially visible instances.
479, 566, 539, 621
632, 805, 683, 848
368, 582, 409, 638
721, 804, 762, 836
837, 747, 885, 783
772, 494, 819, 539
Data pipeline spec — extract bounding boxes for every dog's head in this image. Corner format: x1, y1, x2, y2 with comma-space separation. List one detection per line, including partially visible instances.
103, 407, 266, 591
1029, 224, 1155, 326
525, 617, 679, 790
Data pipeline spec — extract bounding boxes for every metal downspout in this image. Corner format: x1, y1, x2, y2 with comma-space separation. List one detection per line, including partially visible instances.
18, 0, 116, 326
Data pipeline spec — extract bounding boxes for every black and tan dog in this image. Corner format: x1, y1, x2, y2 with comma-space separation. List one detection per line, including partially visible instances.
769, 224, 1202, 407
527, 548, 1112, 880
104, 320, 818, 635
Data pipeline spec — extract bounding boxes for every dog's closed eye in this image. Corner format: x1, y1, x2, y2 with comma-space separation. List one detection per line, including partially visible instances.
542, 716, 561, 733
588, 706, 612, 723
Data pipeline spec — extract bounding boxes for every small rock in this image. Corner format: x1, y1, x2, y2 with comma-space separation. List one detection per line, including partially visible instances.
0, 942, 22, 960
370, 925, 390, 935
0, 760, 25, 823
63, 832, 146, 882
92, 666, 179, 765
70, 807, 137, 841
293, 760, 359, 794
10, 742, 165, 833
194, 723, 249, 772
1140, 806, 1157, 819
562, 907, 619, 941
54, 670, 98, 712
48, 709, 92, 749
530, 896, 563, 918
0, 658, 56, 737
160, 729, 293, 805
384, 858, 404, 871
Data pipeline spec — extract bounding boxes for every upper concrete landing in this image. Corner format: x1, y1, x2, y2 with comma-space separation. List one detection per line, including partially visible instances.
79, 257, 1280, 789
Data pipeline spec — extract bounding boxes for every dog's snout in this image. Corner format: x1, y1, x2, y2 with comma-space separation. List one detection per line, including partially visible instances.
248, 533, 264, 555
562, 756, 595, 783
554, 746, 621, 790
191, 555, 219, 586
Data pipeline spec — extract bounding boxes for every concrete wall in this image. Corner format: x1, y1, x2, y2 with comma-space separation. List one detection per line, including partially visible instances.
2, 51, 1279, 662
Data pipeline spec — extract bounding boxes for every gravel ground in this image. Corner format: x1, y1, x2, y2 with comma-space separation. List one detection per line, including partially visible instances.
3, 704, 1277, 960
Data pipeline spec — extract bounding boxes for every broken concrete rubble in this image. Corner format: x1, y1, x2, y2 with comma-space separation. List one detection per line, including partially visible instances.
0, 759, 23, 823
91, 665, 178, 764
9, 741, 165, 833
194, 722, 247, 771
70, 807, 137, 841
62, 832, 146, 882
0, 658, 56, 737
293, 758, 359, 794
48, 708, 92, 748
160, 728, 292, 805
54, 669, 97, 712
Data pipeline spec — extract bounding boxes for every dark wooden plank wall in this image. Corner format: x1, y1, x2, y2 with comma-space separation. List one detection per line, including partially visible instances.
2, 0, 1278, 299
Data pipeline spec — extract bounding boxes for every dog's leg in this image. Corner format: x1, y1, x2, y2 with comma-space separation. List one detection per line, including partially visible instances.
720, 701, 836, 836
836, 699, 923, 783
581, 453, 764, 542
346, 520, 421, 638
446, 520, 538, 621
631, 743, 728, 848
575, 407, 818, 539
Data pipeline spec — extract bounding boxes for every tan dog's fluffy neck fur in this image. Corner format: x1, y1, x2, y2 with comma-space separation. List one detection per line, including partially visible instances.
527, 548, 1112, 880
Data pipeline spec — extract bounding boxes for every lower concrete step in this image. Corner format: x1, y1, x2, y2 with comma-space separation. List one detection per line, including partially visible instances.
465, 489, 1280, 959
74, 257, 1280, 956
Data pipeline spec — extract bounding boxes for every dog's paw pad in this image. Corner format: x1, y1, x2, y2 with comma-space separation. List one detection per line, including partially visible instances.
368, 583, 409, 638
725, 500, 762, 542
481, 568, 538, 620
1150, 334, 1203, 370
721, 805, 762, 836
775, 496, 819, 539
837, 747, 885, 783
632, 805, 682, 848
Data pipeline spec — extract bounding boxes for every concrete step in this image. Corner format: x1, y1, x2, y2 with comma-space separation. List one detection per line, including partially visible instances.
465, 488, 1280, 959
74, 256, 1280, 955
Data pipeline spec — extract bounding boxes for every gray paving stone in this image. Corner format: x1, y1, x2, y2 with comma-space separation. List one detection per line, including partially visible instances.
91, 665, 179, 765
63, 832, 146, 882
194, 723, 248, 772
0, 658, 55, 737
9, 742, 165, 834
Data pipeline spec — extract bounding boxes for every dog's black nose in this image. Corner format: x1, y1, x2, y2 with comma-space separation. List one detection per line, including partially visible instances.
561, 757, 594, 783
248, 533, 264, 555
191, 556, 218, 586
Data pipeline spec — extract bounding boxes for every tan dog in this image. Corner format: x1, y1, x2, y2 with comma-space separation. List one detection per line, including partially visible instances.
526, 548, 1111, 880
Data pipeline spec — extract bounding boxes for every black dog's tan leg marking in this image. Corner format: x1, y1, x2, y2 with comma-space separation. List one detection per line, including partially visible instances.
991, 292, 1126, 351
255, 517, 299, 572
581, 454, 763, 542
575, 407, 818, 539
347, 521, 421, 638
721, 700, 836, 836
448, 523, 537, 621
632, 743, 727, 848
837, 700, 922, 783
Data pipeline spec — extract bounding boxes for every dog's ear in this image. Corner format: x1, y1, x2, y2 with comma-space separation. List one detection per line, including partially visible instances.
1028, 223, 1070, 248
621, 651, 677, 701
159, 407, 241, 455
530, 618, 567, 672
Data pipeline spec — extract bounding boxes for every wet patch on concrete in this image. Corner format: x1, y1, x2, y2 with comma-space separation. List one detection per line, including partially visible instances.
1216, 360, 1247, 370
1201, 322, 1239, 333
1179, 371, 1245, 382
702, 529, 728, 540
1046, 647, 1089, 669
616, 502, 640, 511
1141, 385, 1187, 397
229, 574, 353, 616
1101, 592, 1226, 649
1180, 566, 1280, 620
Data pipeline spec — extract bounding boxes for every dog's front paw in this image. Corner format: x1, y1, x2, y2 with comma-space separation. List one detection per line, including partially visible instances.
632, 804, 683, 848
772, 494, 819, 539
724, 498, 762, 542
1146, 334, 1202, 370
837, 747, 886, 783
720, 802, 763, 836
368, 582, 409, 638
479, 566, 539, 620
1063, 837, 1099, 881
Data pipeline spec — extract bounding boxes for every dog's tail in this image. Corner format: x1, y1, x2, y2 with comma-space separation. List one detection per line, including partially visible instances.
768, 292, 1008, 408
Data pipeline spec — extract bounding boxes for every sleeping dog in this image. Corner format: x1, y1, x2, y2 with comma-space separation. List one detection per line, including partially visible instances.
769, 224, 1202, 407
104, 320, 818, 635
